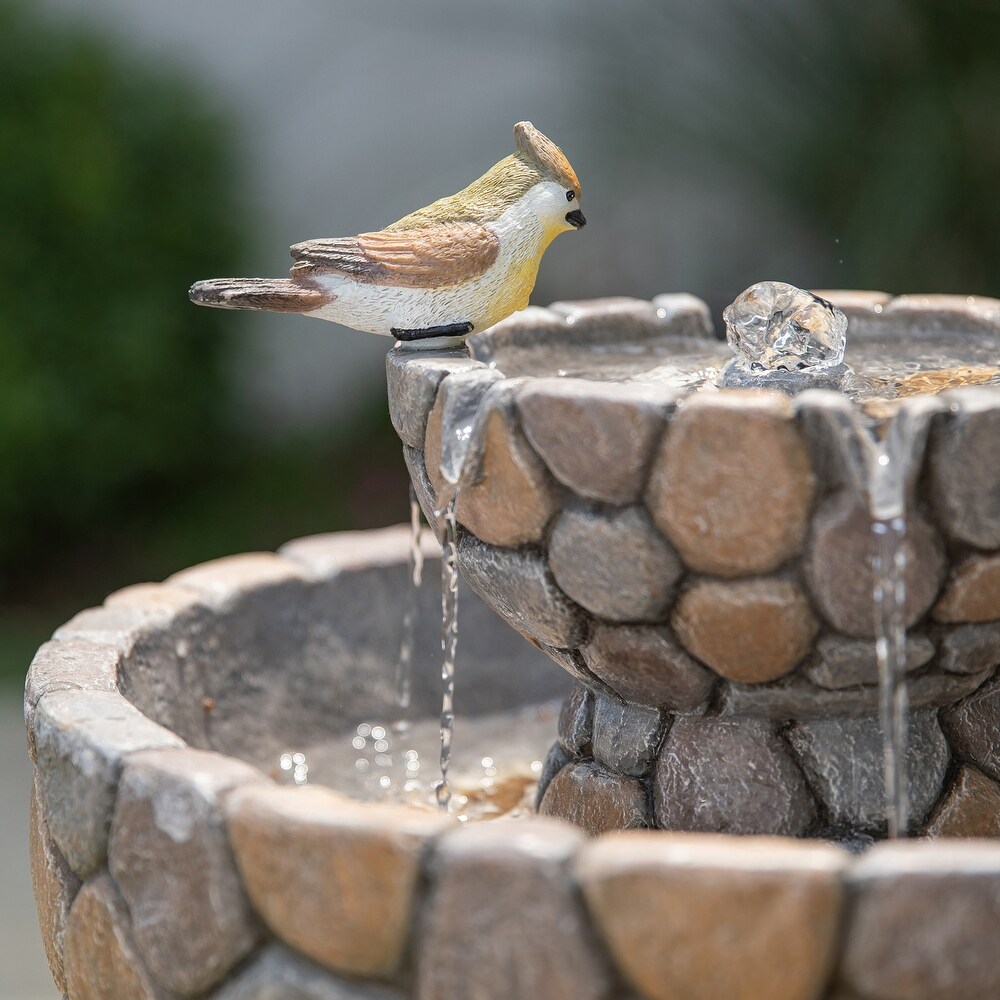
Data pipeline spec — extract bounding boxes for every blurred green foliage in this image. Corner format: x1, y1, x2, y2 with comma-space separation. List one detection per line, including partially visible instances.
0, 0, 245, 592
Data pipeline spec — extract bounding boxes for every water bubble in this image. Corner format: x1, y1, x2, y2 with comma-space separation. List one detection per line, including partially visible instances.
530, 760, 543, 774
373, 739, 389, 753
379, 775, 392, 790
481, 756, 494, 768
355, 758, 370, 771
873, 304, 884, 314
292, 752, 305, 765
375, 754, 392, 767
371, 726, 386, 740
357, 723, 372, 737
279, 754, 293, 771
351, 736, 366, 750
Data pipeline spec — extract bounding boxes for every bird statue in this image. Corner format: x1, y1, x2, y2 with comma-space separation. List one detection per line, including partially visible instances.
189, 121, 584, 349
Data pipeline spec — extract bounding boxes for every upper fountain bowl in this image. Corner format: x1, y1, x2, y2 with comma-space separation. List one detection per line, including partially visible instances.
387, 291, 1000, 839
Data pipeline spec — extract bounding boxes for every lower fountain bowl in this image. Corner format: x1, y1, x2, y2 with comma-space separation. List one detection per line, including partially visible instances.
24, 526, 1000, 1000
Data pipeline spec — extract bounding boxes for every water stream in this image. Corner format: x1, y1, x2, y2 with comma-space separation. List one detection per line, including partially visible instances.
394, 486, 424, 714
436, 497, 460, 811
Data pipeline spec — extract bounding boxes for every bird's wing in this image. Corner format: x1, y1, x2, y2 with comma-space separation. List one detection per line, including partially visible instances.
289, 223, 500, 290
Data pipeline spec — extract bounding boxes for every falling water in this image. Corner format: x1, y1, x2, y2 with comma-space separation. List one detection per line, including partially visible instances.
394, 486, 424, 712
436, 498, 460, 811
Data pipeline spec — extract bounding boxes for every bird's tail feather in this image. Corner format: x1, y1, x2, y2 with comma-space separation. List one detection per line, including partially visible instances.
189, 278, 331, 313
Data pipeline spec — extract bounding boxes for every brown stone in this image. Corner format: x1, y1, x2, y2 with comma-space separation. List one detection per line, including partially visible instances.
548, 505, 682, 622
646, 392, 815, 577
581, 623, 716, 710
673, 577, 818, 683
926, 765, 1000, 839
926, 389, 1000, 549
933, 552, 1000, 623
416, 818, 611, 1000
803, 631, 935, 689
842, 840, 1000, 1000
804, 491, 947, 638
941, 674, 1000, 781
167, 551, 306, 601
535, 741, 571, 808
653, 716, 817, 835
63, 873, 167, 1000
937, 622, 1000, 675
456, 534, 588, 649
539, 761, 649, 835
517, 378, 668, 504
29, 776, 80, 995
109, 748, 265, 997
577, 832, 845, 1000
227, 783, 452, 979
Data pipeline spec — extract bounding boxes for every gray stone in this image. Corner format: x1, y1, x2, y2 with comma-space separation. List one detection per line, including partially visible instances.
558, 685, 594, 757
456, 533, 588, 649
535, 741, 571, 808
535, 642, 615, 696
720, 668, 991, 720
787, 710, 950, 833
581, 624, 716, 711
805, 490, 947, 638
109, 748, 265, 997
416, 819, 612, 1000
650, 293, 717, 337
517, 379, 668, 504
167, 550, 307, 602
549, 295, 674, 338
548, 505, 682, 623
941, 673, 1000, 781
539, 761, 650, 836
401, 445, 445, 541
467, 304, 566, 358
31, 690, 184, 878
214, 944, 406, 1000
795, 389, 872, 496
63, 873, 168, 1000
803, 632, 935, 689
592, 695, 666, 778
385, 347, 484, 449
926, 388, 1000, 549
653, 716, 817, 835
843, 840, 1000, 1000
29, 774, 80, 995
937, 621, 1000, 675
883, 292, 1000, 336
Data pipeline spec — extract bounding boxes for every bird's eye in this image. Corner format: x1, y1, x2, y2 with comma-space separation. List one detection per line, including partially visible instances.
566, 190, 575, 202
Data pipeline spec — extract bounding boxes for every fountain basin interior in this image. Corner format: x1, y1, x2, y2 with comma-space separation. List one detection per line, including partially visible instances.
25, 525, 1000, 1000
387, 291, 1000, 843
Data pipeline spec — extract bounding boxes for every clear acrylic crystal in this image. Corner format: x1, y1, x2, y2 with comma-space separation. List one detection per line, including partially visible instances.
724, 281, 848, 372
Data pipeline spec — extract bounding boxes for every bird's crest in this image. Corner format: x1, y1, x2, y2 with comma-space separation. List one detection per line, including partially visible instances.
513, 121, 580, 192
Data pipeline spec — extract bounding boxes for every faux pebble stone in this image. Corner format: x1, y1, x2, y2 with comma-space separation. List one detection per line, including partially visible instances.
578, 832, 845, 1000
673, 577, 818, 683
517, 378, 667, 504
109, 748, 265, 997
558, 684, 594, 757
933, 552, 1000, 623
539, 761, 649, 836
416, 819, 611, 1000
581, 623, 716, 710
646, 391, 815, 577
803, 632, 935, 689
534, 741, 571, 809
548, 505, 682, 623
653, 716, 817, 835
926, 389, 1000, 549
227, 784, 452, 980
805, 491, 946, 638
591, 694, 666, 778
843, 841, 1000, 1000
940, 674, 1000, 781
936, 622, 1000, 675
456, 534, 588, 649
787, 710, 950, 833
926, 765, 1000, 839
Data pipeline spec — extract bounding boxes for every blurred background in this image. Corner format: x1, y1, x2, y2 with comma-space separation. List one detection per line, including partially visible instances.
3, 0, 998, 994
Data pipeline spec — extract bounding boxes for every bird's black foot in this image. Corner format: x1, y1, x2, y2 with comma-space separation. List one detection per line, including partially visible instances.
391, 321, 473, 343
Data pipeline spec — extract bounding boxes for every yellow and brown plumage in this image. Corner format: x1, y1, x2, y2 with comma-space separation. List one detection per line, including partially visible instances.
189, 122, 584, 348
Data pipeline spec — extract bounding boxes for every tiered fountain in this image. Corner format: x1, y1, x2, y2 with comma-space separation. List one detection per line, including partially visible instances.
27, 288, 1000, 1000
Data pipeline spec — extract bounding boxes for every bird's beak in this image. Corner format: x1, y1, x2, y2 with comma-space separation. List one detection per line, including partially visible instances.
565, 209, 586, 230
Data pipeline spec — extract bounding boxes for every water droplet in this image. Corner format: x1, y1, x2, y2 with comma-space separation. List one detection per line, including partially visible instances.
530, 760, 543, 774
481, 756, 494, 768
355, 758, 370, 771
279, 754, 293, 771
375, 754, 392, 767
292, 752, 305, 765
174, 639, 189, 658
357, 723, 372, 737
351, 736, 366, 750
373, 739, 389, 753
379, 775, 392, 790
371, 726, 386, 740
873, 303, 884, 314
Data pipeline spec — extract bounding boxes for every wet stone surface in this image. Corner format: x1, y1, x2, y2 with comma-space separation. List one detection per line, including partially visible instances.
936, 622, 1000, 675
803, 632, 935, 689
933, 552, 1000, 623
805, 491, 947, 638
673, 577, 818, 683
517, 378, 668, 504
787, 709, 950, 833
926, 765, 1000, 839
581, 624, 716, 711
646, 391, 815, 577
578, 833, 846, 1000
109, 748, 265, 997
591, 694, 666, 778
557, 684, 594, 758
456, 534, 588, 649
653, 716, 817, 835
535, 741, 572, 808
843, 841, 1000, 1000
538, 760, 650, 836
548, 505, 682, 623
417, 819, 612, 1000
940, 674, 1000, 781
